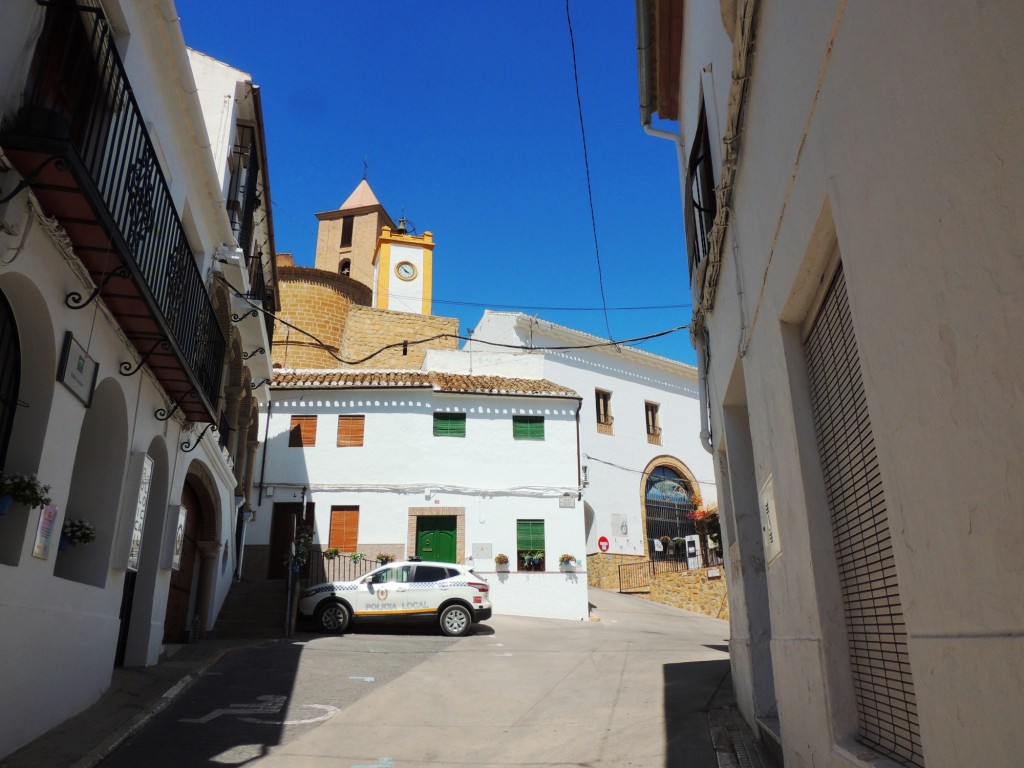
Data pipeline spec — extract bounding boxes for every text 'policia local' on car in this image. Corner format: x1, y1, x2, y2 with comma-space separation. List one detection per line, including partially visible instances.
299, 560, 492, 637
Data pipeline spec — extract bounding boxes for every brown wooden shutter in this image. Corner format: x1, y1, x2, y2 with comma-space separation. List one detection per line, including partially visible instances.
329, 506, 359, 551
289, 415, 316, 447
336, 415, 365, 447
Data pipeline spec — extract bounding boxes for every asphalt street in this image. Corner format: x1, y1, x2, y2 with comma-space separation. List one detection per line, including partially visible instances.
102, 589, 733, 768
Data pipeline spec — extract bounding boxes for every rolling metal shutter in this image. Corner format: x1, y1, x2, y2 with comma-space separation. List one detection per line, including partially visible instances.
804, 266, 924, 766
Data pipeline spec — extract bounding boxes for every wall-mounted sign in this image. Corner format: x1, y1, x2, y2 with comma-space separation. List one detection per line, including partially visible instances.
707, 567, 722, 579
597, 536, 610, 552
759, 474, 782, 564
126, 454, 154, 571
32, 504, 60, 560
172, 505, 187, 570
559, 493, 575, 508
57, 331, 98, 406
472, 543, 492, 560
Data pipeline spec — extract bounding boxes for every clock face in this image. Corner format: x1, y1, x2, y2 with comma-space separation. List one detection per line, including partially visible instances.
395, 261, 417, 280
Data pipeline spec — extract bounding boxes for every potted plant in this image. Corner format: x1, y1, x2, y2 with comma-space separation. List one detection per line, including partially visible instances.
350, 552, 364, 563
60, 518, 96, 550
291, 526, 313, 571
376, 552, 395, 565
495, 553, 510, 571
558, 553, 576, 566
0, 473, 52, 514
323, 547, 340, 560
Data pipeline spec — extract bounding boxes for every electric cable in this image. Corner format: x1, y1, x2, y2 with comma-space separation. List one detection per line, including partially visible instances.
565, 0, 613, 341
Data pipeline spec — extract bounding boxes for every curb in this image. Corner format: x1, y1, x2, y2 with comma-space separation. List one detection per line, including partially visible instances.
71, 640, 277, 768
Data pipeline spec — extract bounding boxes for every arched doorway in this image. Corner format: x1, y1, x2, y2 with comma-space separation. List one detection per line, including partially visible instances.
0, 289, 19, 470
642, 462, 699, 561
163, 480, 203, 643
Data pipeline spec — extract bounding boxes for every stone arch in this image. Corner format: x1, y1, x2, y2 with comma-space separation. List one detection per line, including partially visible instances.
638, 454, 702, 560
54, 377, 130, 588
0, 274, 57, 565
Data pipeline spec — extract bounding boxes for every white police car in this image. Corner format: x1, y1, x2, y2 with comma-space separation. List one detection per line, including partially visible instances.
299, 560, 492, 637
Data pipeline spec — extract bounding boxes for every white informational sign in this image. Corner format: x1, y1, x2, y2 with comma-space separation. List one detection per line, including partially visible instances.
472, 542, 492, 560
172, 505, 187, 570
32, 504, 60, 560
127, 454, 154, 571
559, 493, 575, 508
610, 512, 628, 536
57, 332, 98, 406
759, 474, 782, 564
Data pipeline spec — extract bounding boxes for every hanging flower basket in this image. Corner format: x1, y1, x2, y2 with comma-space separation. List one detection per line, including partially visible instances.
61, 518, 96, 547
0, 473, 52, 511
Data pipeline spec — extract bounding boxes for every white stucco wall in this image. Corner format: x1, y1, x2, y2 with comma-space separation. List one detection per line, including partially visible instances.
0, 1, 248, 755
668, 1, 1024, 765
468, 313, 714, 559
250, 386, 589, 620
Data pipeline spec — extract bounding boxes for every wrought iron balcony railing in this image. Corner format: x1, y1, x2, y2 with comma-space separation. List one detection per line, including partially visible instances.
0, 1, 224, 422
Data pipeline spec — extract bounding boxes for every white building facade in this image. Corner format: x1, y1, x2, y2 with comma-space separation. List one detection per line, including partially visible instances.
637, 1, 1024, 766
248, 368, 589, 621
466, 312, 715, 585
0, 1, 276, 756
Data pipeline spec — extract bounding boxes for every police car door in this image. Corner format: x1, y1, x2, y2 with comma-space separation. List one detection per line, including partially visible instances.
361, 564, 412, 617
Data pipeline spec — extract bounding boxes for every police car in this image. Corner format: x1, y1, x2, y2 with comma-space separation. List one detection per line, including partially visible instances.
298, 560, 492, 637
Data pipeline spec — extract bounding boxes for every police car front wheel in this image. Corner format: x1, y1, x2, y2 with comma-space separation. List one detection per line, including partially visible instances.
316, 601, 350, 633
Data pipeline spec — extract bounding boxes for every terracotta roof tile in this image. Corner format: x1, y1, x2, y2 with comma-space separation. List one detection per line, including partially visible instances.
272, 370, 578, 398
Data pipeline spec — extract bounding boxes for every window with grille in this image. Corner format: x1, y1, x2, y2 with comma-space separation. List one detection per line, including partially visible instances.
595, 389, 613, 435
804, 265, 923, 767
328, 506, 359, 552
433, 412, 466, 438
340, 215, 354, 248
645, 402, 662, 444
684, 102, 717, 276
516, 519, 545, 571
288, 415, 316, 447
512, 415, 544, 440
336, 415, 365, 447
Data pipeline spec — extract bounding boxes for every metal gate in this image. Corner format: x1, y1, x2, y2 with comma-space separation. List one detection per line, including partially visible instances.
805, 265, 923, 766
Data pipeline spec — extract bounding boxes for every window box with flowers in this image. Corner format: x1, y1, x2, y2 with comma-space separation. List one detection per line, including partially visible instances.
60, 518, 95, 550
0, 473, 52, 515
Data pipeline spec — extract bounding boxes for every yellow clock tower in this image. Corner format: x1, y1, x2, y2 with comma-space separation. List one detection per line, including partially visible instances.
373, 221, 434, 315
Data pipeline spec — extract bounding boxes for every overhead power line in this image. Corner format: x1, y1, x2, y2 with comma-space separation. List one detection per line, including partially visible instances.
566, 0, 613, 341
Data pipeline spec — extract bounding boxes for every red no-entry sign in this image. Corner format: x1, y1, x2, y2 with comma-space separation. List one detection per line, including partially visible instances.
598, 536, 610, 552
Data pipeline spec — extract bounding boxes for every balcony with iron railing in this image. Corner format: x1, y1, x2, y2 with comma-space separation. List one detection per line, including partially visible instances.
0, 2, 224, 422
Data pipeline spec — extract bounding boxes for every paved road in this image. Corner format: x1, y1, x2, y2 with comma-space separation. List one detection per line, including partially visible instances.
103, 589, 732, 768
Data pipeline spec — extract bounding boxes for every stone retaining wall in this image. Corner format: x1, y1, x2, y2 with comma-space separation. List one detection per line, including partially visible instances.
648, 567, 730, 621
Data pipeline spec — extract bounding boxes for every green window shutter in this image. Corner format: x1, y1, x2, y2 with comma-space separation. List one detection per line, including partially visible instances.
516, 519, 545, 549
433, 412, 466, 437
512, 415, 544, 440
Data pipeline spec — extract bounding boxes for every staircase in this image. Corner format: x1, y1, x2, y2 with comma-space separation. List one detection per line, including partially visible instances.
212, 579, 288, 639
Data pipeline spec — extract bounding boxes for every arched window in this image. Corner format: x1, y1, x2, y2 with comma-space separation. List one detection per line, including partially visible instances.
644, 466, 697, 559
0, 290, 20, 470
339, 259, 351, 277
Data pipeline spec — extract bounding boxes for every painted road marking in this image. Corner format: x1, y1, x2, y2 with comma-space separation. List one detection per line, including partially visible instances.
180, 695, 286, 723
240, 704, 341, 725
349, 675, 375, 682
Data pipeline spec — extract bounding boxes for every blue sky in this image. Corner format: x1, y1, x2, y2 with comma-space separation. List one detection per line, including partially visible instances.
174, 1, 696, 365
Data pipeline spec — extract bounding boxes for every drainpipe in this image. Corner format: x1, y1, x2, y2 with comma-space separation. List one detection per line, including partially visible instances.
257, 398, 272, 506
694, 319, 714, 454
574, 397, 583, 498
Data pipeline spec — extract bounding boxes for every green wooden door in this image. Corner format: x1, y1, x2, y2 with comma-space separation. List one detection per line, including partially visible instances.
416, 516, 457, 562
